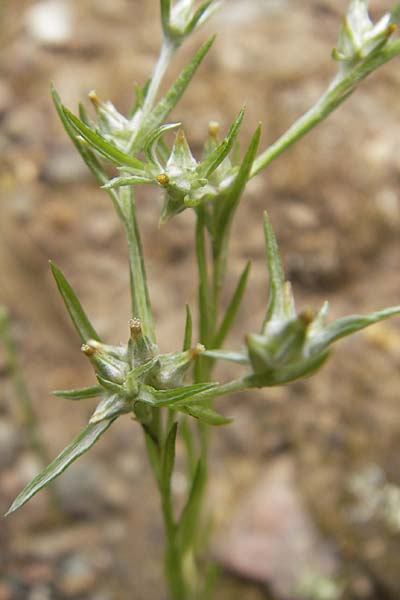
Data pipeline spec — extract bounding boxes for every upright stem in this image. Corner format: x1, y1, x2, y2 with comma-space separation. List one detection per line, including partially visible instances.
143, 419, 190, 600
162, 488, 186, 600
142, 39, 176, 116
194, 206, 211, 385
118, 186, 156, 343
127, 39, 176, 154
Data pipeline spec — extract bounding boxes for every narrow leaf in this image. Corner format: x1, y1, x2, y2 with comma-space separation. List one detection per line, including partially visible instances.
51, 84, 126, 222
49, 261, 100, 344
90, 394, 130, 423
199, 107, 245, 178
78, 102, 91, 126
310, 306, 400, 355
213, 261, 251, 348
96, 376, 125, 395
129, 357, 160, 381
102, 175, 153, 190
63, 107, 146, 170
185, 1, 214, 35
153, 383, 218, 407
177, 460, 206, 553
262, 210, 285, 326
132, 36, 215, 152
52, 85, 108, 183
161, 422, 178, 496
215, 124, 261, 239
178, 403, 232, 426
144, 429, 161, 484
180, 417, 196, 479
144, 122, 181, 167
6, 420, 115, 515
53, 385, 102, 400
183, 304, 193, 351
130, 79, 152, 117
160, 0, 171, 32
202, 349, 248, 364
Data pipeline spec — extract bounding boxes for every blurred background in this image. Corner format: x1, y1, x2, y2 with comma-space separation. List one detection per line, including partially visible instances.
1, 1, 400, 598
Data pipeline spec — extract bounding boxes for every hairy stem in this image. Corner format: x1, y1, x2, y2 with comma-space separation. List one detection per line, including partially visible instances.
118, 186, 156, 343
127, 39, 176, 154
143, 39, 177, 116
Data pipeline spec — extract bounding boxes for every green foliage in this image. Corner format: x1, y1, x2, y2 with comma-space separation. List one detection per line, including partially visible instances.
212, 260, 251, 348
50, 261, 100, 344
52, 385, 102, 400
7, 2, 400, 599
6, 420, 115, 515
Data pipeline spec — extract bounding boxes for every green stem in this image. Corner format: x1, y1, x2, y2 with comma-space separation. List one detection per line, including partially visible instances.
155, 376, 251, 409
162, 492, 186, 600
142, 417, 188, 600
118, 186, 156, 343
142, 39, 176, 116
251, 40, 400, 177
127, 39, 176, 154
194, 207, 211, 386
211, 238, 227, 334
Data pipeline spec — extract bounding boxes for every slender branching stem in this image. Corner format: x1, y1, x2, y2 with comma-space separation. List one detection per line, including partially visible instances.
118, 185, 156, 343
252, 39, 400, 177
127, 39, 177, 154
143, 39, 177, 116
7, 5, 400, 600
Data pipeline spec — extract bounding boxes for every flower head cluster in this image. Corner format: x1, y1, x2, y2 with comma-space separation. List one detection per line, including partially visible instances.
104, 113, 245, 223
332, 0, 399, 70
86, 91, 140, 152
47, 260, 230, 430
8, 0, 400, 522
77, 318, 206, 424
161, 0, 222, 46
244, 213, 400, 386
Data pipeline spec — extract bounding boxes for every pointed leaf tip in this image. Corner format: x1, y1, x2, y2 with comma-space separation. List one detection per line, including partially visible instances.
49, 260, 100, 344
6, 419, 115, 515
183, 304, 193, 351
52, 385, 102, 400
213, 260, 252, 348
262, 211, 285, 325
200, 106, 246, 177
132, 36, 216, 152
310, 305, 400, 354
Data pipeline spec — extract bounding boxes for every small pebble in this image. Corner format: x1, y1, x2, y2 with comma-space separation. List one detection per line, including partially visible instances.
25, 1, 73, 46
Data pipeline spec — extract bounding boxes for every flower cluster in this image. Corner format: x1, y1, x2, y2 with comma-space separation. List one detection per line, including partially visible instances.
7, 1, 400, 534
49, 263, 228, 428
104, 112, 245, 223
332, 0, 399, 70
244, 213, 400, 386
160, 0, 221, 46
